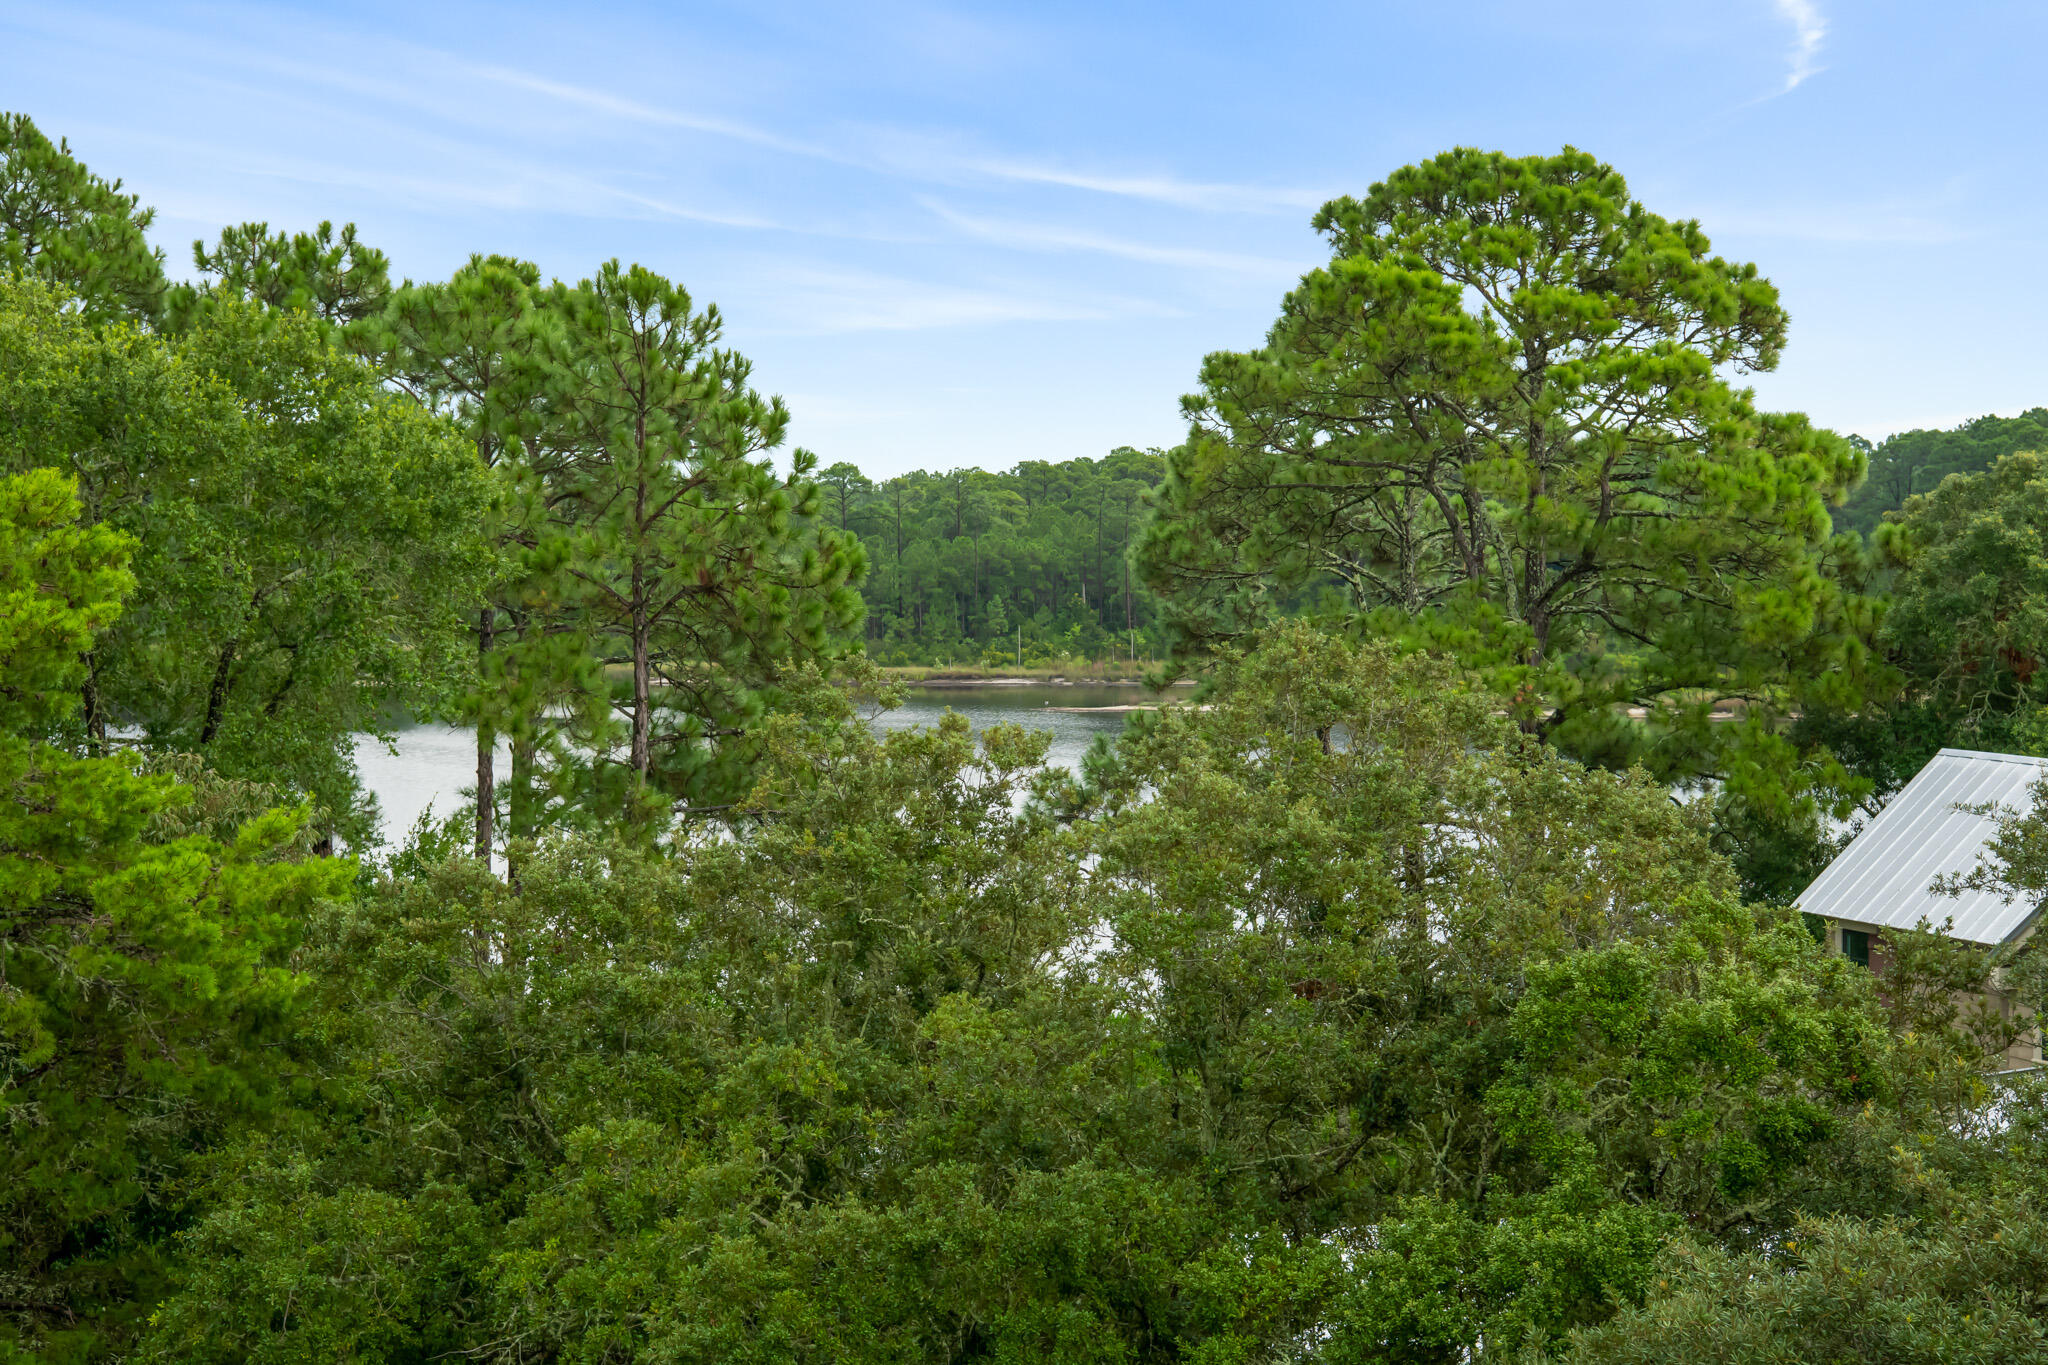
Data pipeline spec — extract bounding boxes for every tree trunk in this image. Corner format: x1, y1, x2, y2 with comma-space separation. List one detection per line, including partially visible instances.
199, 642, 236, 746
1122, 499, 1134, 649
510, 733, 537, 842
630, 415, 652, 784
1124, 557, 1133, 636
629, 484, 651, 783
80, 651, 105, 755
1096, 496, 1108, 627
475, 608, 495, 860
1522, 370, 1549, 666
631, 601, 651, 779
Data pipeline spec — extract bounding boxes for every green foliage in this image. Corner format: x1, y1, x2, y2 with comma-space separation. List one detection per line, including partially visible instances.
846, 448, 1168, 667
1082, 625, 1886, 1357
1333, 1185, 1672, 1361
1835, 407, 2048, 539
363, 251, 606, 857
140, 1160, 488, 1364
165, 219, 392, 332
0, 468, 351, 1359
1880, 449, 2048, 727
0, 465, 133, 734
0, 274, 493, 843
1560, 1161, 2048, 1363
1138, 147, 1876, 845
1786, 448, 2048, 876
541, 260, 866, 822
13, 115, 2048, 1360
133, 627, 1905, 1362
0, 112, 166, 322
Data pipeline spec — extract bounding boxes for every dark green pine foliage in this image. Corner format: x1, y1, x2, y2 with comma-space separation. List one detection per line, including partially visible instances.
164, 219, 392, 332
0, 112, 166, 322
366, 254, 606, 860
1140, 146, 1876, 826
542, 261, 866, 825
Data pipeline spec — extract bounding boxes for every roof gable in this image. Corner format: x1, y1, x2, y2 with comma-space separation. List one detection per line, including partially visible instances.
1796, 748, 2048, 946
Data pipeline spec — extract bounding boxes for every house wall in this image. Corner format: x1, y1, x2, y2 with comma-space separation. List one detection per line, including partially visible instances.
1827, 918, 2042, 1073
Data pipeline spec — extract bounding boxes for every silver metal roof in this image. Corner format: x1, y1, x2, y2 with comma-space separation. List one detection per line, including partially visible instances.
1796, 748, 2048, 946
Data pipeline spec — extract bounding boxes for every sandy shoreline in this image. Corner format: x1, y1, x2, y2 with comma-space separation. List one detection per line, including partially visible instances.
1043, 703, 1180, 713
902, 676, 1192, 690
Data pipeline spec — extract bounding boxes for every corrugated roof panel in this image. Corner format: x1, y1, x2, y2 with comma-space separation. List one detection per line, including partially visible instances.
1795, 748, 2048, 946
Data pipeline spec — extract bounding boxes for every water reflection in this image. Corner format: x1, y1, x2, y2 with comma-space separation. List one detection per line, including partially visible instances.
353, 683, 1183, 848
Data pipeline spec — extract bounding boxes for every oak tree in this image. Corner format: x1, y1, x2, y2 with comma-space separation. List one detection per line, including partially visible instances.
0, 276, 491, 843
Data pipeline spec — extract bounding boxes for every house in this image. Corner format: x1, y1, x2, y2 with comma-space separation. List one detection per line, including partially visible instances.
1795, 747, 2045, 1072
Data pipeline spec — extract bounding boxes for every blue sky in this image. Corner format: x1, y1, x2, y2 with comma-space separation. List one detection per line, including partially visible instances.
3, 1, 2041, 477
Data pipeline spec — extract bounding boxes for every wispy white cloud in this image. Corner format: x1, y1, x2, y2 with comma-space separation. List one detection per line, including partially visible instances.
748, 264, 1176, 335
97, 120, 797, 238
952, 156, 1324, 214
1774, 0, 1827, 92
604, 190, 791, 232
458, 60, 1319, 216
4, 3, 1316, 220
921, 200, 1305, 276
453, 63, 846, 165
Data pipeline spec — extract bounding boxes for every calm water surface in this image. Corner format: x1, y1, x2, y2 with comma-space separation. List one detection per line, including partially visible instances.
353, 683, 1185, 848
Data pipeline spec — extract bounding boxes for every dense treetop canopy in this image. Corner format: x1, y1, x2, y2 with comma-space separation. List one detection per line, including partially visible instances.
121, 628, 1977, 1363
1136, 148, 1902, 906
0, 469, 350, 1356
0, 274, 493, 843
820, 446, 1170, 667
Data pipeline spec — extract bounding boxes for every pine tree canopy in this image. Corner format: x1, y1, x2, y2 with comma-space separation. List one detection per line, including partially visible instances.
1140, 147, 1876, 811
0, 112, 166, 323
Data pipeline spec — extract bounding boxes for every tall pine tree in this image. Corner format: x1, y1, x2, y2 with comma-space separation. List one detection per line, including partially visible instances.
368, 255, 603, 858
1140, 147, 1874, 815
541, 261, 864, 824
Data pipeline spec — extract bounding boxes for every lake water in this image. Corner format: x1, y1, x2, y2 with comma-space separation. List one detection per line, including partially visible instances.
352, 683, 1183, 847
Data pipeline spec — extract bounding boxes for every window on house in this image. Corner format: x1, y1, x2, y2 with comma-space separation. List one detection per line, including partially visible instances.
1842, 928, 1870, 968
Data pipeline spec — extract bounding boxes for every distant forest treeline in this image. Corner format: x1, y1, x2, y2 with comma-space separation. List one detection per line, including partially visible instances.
1833, 407, 2048, 537
815, 446, 1171, 666
848, 405, 2048, 668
